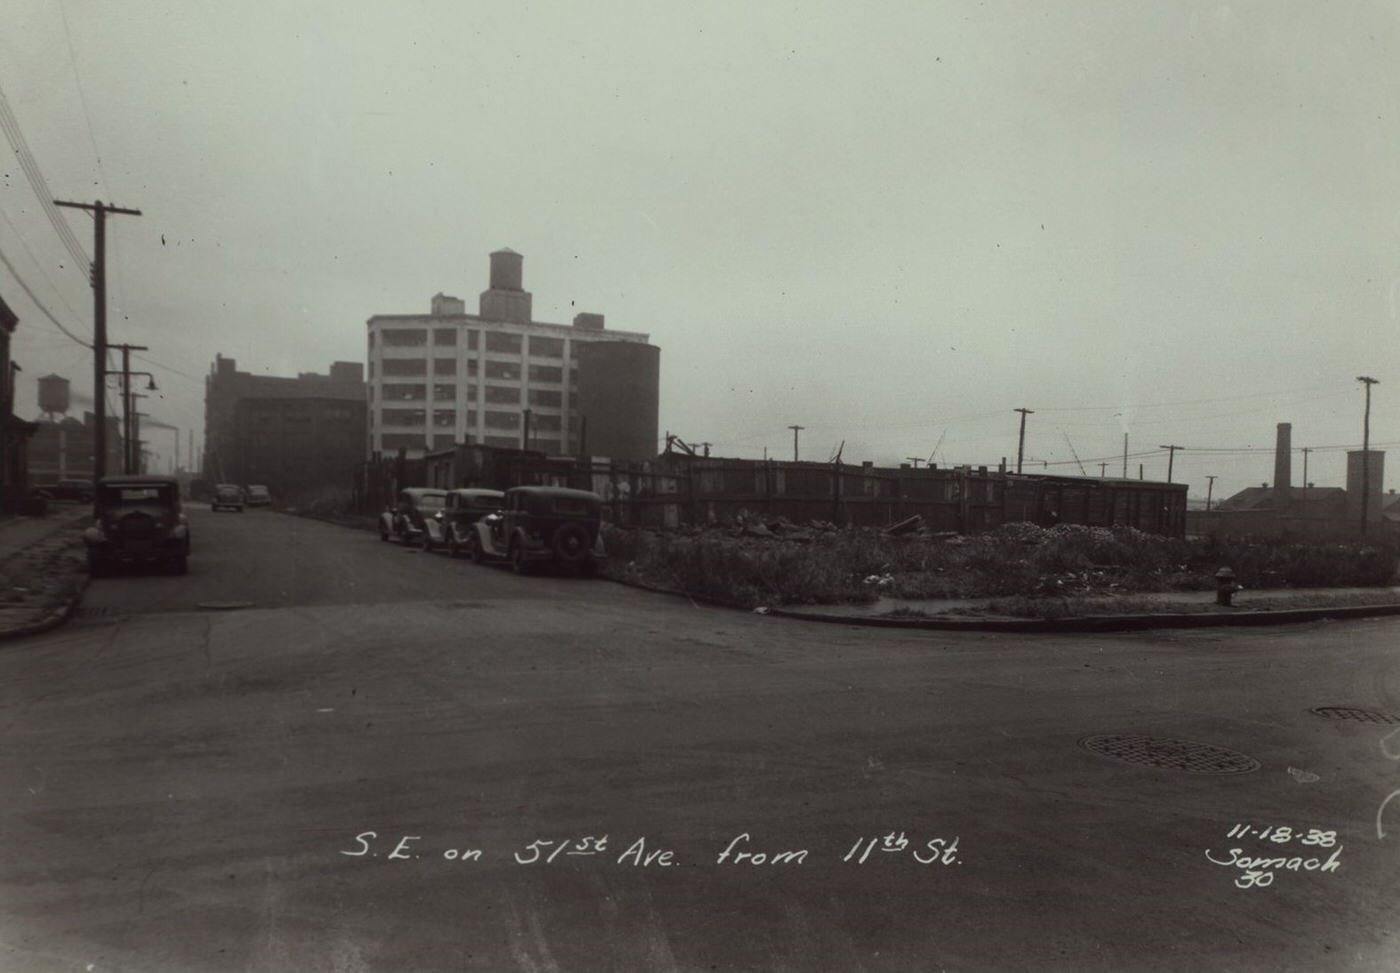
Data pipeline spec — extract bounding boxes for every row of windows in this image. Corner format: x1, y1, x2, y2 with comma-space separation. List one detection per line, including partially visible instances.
377, 432, 566, 454
376, 383, 575, 406
370, 359, 571, 381
376, 408, 567, 431
373, 328, 567, 357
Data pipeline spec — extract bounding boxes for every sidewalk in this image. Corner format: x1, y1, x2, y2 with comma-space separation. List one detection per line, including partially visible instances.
771, 586, 1400, 632
0, 505, 92, 641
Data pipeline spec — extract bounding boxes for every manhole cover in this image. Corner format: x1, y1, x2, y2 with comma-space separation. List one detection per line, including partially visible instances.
1079, 733, 1260, 775
1310, 707, 1400, 724
196, 601, 255, 611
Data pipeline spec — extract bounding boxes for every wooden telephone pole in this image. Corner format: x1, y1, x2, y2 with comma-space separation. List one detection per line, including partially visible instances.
53, 199, 141, 483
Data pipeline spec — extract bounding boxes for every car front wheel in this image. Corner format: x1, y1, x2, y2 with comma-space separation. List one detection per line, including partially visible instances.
421, 531, 435, 553
510, 539, 531, 575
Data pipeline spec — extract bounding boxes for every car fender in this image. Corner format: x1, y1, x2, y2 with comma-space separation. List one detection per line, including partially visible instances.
473, 520, 507, 558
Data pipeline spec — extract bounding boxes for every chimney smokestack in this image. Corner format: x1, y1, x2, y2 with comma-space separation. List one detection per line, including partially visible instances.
1274, 422, 1292, 511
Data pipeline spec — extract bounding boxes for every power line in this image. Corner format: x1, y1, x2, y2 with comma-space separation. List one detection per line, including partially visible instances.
0, 243, 91, 348
57, 0, 108, 198
0, 82, 90, 271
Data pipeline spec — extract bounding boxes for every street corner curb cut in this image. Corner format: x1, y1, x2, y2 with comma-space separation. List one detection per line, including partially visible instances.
600, 573, 746, 611
0, 573, 92, 642
765, 601, 1400, 633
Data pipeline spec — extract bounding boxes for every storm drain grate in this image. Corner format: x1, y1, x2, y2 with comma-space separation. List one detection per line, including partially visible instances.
1079, 733, 1260, 775
1310, 707, 1400, 725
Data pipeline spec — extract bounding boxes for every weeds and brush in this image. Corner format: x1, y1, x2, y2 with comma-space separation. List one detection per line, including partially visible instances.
600, 520, 1400, 610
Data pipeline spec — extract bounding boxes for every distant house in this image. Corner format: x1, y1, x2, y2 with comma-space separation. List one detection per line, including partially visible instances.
1215, 485, 1349, 519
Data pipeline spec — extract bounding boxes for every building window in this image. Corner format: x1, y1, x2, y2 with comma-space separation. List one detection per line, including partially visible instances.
528, 364, 562, 383
485, 385, 519, 405
533, 413, 562, 431
432, 434, 456, 451
484, 435, 519, 448
485, 332, 522, 354
368, 362, 375, 379
383, 358, 427, 376
466, 409, 479, 427
484, 361, 520, 381
467, 330, 479, 350
381, 408, 426, 426
432, 384, 456, 401
485, 410, 521, 429
433, 409, 456, 427
434, 358, 456, 376
433, 328, 457, 345
382, 383, 426, 401
381, 329, 428, 346
465, 359, 478, 376
381, 433, 428, 450
529, 335, 564, 358
528, 389, 562, 408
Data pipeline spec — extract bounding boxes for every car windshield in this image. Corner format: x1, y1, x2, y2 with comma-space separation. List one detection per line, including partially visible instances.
415, 495, 446, 510
101, 485, 175, 506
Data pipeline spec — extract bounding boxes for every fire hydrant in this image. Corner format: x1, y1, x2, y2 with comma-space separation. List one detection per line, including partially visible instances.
1215, 567, 1241, 607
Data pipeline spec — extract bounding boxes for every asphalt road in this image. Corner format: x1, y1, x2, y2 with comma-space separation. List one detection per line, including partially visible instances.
2, 506, 1399, 971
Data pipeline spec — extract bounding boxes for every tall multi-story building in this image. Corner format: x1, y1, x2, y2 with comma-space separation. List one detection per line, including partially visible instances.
366, 249, 660, 461
204, 355, 364, 492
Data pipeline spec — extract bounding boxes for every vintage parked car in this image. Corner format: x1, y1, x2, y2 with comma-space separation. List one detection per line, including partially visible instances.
83, 475, 190, 576
379, 488, 448, 545
32, 479, 94, 503
244, 484, 272, 507
467, 485, 606, 574
211, 483, 245, 512
417, 488, 505, 556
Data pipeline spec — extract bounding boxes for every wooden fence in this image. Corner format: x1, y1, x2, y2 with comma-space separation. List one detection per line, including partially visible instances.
353, 448, 1188, 537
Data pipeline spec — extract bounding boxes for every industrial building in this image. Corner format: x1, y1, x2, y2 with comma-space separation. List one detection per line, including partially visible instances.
1193, 422, 1391, 538
203, 355, 365, 499
365, 249, 660, 462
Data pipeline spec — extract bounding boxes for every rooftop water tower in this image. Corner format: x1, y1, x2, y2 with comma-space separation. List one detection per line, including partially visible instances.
37, 374, 70, 420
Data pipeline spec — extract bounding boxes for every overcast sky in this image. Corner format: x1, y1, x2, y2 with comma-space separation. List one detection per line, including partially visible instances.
2, 1, 1397, 498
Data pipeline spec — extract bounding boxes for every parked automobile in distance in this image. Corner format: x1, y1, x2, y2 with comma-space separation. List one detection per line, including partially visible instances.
426, 488, 505, 556
468, 485, 605, 575
32, 479, 94, 502
83, 475, 190, 576
244, 485, 271, 507
211, 484, 245, 512
379, 488, 447, 546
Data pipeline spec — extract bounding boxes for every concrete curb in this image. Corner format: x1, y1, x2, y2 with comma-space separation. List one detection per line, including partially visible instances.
0, 574, 90, 642
767, 601, 1400, 633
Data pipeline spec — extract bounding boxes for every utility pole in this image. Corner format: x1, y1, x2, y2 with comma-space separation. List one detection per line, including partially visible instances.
1158, 444, 1182, 483
788, 425, 803, 462
1099, 462, 1107, 478
1301, 447, 1310, 503
1014, 408, 1033, 474
130, 394, 147, 475
700, 442, 711, 458
905, 457, 924, 469
1206, 475, 1217, 511
1122, 433, 1128, 478
1358, 376, 1379, 536
113, 343, 148, 474
53, 199, 141, 484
